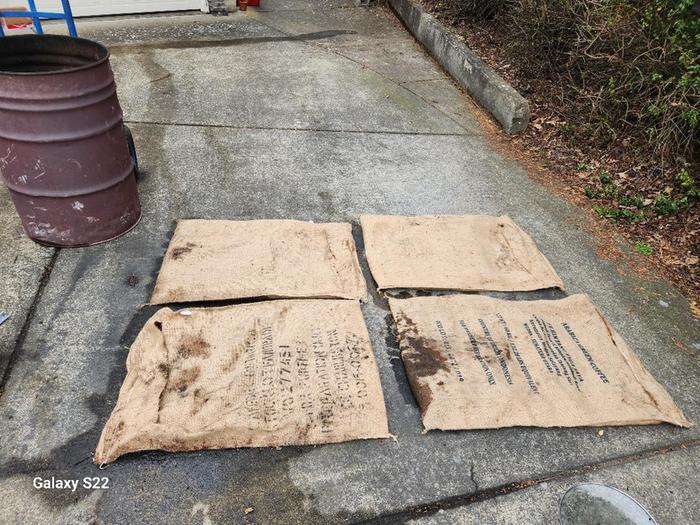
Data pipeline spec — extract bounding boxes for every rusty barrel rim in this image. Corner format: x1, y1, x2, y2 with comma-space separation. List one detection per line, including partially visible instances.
0, 34, 110, 76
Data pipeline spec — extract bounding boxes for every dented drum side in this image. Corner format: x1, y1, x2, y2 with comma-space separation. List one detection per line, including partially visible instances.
0, 35, 140, 246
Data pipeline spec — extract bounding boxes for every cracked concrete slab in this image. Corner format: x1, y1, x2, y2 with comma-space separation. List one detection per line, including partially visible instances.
0, 2, 698, 524
409, 446, 700, 525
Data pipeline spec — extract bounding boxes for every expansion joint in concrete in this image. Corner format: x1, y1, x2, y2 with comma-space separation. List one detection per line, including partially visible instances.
354, 438, 700, 525
0, 249, 60, 399
123, 119, 470, 137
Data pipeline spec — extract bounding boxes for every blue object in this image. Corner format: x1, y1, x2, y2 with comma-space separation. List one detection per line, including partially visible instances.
0, 0, 77, 37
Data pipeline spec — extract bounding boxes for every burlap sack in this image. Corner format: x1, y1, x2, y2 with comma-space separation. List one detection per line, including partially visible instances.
361, 215, 564, 292
95, 300, 390, 464
150, 220, 367, 304
389, 294, 689, 430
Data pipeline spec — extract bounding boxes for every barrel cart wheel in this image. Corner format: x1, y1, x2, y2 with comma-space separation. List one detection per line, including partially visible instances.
124, 125, 140, 181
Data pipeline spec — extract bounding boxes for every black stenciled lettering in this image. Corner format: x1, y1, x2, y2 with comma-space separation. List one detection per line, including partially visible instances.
436, 320, 465, 382
243, 326, 261, 421
528, 319, 562, 377
496, 313, 539, 394
562, 323, 610, 384
458, 320, 496, 385
328, 328, 351, 393
346, 333, 369, 400
526, 321, 556, 378
478, 318, 513, 385
258, 325, 279, 425
278, 345, 294, 392
312, 329, 336, 433
532, 316, 579, 390
540, 317, 584, 389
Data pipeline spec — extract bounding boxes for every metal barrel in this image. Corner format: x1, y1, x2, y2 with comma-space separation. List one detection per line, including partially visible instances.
0, 35, 140, 247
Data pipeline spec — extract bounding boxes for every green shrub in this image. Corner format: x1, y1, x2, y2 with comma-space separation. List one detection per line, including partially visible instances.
428, 0, 700, 170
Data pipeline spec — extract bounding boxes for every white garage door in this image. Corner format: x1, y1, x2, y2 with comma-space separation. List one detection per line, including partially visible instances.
34, 0, 205, 17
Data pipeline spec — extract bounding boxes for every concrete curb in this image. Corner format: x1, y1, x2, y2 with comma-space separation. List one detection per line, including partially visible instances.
388, 0, 530, 134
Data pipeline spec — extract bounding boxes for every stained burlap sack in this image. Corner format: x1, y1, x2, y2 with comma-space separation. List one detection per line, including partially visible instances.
150, 220, 367, 304
361, 215, 564, 292
95, 300, 390, 464
389, 294, 689, 430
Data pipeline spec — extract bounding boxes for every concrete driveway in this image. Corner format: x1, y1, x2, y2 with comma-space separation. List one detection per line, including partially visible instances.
1, 1, 699, 523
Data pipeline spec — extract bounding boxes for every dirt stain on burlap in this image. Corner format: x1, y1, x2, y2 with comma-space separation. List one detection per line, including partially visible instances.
170, 242, 198, 261
177, 334, 211, 359
394, 313, 450, 413
170, 367, 201, 393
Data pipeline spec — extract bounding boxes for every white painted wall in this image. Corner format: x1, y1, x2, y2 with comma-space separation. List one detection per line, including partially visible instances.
2, 0, 206, 17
